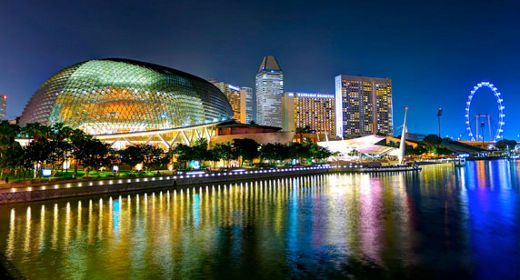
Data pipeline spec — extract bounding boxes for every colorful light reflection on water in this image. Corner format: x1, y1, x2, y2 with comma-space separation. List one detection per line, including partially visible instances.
0, 160, 519, 279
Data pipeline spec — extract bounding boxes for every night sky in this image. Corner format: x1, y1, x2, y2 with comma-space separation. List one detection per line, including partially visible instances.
1, 0, 519, 139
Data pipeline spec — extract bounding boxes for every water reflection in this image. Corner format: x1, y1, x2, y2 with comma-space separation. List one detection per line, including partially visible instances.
0, 160, 519, 279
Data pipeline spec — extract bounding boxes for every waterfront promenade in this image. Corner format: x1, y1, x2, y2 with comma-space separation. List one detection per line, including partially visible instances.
0, 165, 420, 204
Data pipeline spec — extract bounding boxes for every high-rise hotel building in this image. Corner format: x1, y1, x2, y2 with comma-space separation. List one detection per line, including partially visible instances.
0, 95, 6, 120
282, 92, 335, 137
256, 56, 283, 127
335, 75, 393, 138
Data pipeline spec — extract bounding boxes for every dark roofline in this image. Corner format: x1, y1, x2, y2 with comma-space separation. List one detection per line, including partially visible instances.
216, 120, 282, 131
336, 74, 391, 81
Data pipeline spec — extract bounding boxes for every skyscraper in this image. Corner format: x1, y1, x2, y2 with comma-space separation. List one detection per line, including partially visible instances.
256, 56, 283, 127
0, 95, 6, 120
211, 80, 253, 124
282, 92, 335, 138
240, 87, 254, 123
335, 75, 393, 138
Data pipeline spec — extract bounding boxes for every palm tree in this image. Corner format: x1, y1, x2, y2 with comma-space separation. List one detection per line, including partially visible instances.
21, 122, 48, 141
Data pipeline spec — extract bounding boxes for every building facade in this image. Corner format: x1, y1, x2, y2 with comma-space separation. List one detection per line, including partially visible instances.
210, 81, 253, 124
256, 56, 283, 128
0, 95, 6, 120
240, 87, 254, 123
20, 59, 233, 134
282, 92, 335, 139
211, 81, 242, 122
335, 75, 392, 138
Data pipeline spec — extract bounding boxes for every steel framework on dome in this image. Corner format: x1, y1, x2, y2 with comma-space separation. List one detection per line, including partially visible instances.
465, 82, 505, 141
95, 122, 222, 151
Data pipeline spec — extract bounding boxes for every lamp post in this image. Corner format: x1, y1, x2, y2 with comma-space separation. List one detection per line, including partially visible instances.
437, 107, 443, 138
481, 121, 485, 146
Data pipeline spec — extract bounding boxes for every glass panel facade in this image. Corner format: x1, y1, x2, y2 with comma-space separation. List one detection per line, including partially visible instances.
256, 56, 283, 128
20, 59, 233, 134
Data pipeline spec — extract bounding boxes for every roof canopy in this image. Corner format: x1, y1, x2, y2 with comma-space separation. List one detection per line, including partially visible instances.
258, 56, 281, 72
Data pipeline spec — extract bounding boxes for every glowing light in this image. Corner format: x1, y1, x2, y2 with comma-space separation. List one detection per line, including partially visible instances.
465, 81, 505, 140
42, 169, 52, 177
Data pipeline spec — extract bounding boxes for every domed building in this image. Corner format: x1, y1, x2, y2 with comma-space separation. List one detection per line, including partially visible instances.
20, 59, 234, 135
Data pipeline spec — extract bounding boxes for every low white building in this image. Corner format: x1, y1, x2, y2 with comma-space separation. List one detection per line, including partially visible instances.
318, 135, 399, 160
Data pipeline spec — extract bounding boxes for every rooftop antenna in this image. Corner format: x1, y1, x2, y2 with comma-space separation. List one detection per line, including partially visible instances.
437, 107, 443, 138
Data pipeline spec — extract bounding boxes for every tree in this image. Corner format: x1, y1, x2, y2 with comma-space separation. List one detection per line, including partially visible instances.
259, 143, 276, 163
405, 145, 427, 155
120, 145, 146, 169
170, 138, 212, 169
21, 122, 75, 176
259, 143, 289, 163
212, 143, 234, 167
141, 145, 169, 170
171, 144, 194, 169
193, 138, 212, 162
496, 139, 517, 151
20, 122, 49, 141
423, 134, 442, 146
20, 122, 51, 177
308, 142, 332, 160
232, 138, 259, 166
288, 142, 311, 161
4, 143, 24, 177
119, 144, 168, 171
47, 123, 74, 174
0, 121, 23, 179
507, 140, 517, 150
348, 149, 360, 157
72, 136, 111, 176
423, 134, 443, 153
295, 126, 315, 143
20, 122, 83, 177
24, 139, 52, 178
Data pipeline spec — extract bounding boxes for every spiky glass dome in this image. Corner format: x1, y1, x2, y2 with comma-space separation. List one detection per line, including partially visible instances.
20, 59, 233, 134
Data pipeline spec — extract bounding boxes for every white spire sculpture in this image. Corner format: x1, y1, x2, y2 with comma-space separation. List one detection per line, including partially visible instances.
398, 107, 408, 164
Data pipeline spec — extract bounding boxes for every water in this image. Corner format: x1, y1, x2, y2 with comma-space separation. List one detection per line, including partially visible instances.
0, 160, 519, 279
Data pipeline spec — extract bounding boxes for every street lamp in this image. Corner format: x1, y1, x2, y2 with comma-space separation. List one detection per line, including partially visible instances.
437, 107, 443, 138
481, 121, 485, 145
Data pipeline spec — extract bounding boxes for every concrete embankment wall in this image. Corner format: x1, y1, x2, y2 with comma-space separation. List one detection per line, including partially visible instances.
0, 168, 340, 204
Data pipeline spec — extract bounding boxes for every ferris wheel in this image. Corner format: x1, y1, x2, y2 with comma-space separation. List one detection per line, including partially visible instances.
465, 82, 505, 141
